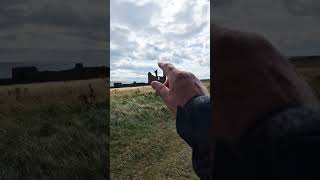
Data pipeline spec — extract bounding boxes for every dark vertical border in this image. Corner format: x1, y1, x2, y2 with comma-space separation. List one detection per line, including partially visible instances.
106, 0, 111, 178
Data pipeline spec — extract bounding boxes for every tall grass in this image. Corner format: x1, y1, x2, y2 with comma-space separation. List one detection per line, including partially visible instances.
0, 78, 109, 179
109, 73, 320, 180
110, 82, 210, 180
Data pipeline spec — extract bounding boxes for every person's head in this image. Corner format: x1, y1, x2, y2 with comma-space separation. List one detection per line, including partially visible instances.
211, 26, 319, 142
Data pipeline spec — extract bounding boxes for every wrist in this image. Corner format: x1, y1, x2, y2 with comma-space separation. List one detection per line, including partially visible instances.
176, 95, 211, 147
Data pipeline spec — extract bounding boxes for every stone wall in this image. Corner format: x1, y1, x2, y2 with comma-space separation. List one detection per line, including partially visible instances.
0, 63, 109, 85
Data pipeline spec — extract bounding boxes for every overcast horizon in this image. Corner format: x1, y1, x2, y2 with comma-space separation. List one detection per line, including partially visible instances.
0, 0, 108, 78
110, 0, 210, 83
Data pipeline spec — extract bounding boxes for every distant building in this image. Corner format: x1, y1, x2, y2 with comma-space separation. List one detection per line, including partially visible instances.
110, 70, 166, 88
0, 63, 109, 85
114, 82, 123, 88
148, 70, 166, 84
12, 67, 38, 83
112, 82, 147, 88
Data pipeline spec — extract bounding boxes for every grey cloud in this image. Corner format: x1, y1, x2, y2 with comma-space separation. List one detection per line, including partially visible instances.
111, 1, 160, 30
111, 0, 210, 81
146, 44, 164, 53
110, 27, 132, 45
0, 34, 17, 41
0, 0, 108, 67
0, 1, 26, 30
174, 1, 194, 24
29, 4, 84, 27
0, 48, 110, 66
284, 0, 320, 17
60, 31, 107, 43
171, 53, 186, 64
143, 51, 157, 61
28, 4, 106, 29
213, 0, 320, 56
111, 63, 155, 73
165, 22, 208, 40
0, 48, 30, 55
1, 0, 107, 43
199, 58, 209, 66
26, 1, 107, 46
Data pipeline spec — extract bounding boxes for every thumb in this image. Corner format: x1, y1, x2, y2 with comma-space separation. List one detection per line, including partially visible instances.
151, 81, 170, 102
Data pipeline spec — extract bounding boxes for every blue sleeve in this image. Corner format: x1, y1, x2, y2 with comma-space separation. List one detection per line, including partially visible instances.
176, 95, 211, 179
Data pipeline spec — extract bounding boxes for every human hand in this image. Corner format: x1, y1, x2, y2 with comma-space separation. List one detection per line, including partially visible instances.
151, 62, 209, 114
212, 26, 318, 142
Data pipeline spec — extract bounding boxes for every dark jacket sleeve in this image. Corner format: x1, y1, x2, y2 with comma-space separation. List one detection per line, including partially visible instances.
177, 97, 320, 180
213, 106, 320, 180
176, 95, 211, 179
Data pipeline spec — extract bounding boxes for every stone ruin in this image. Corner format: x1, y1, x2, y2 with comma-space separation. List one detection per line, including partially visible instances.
0, 63, 108, 85
111, 70, 166, 88
148, 70, 166, 84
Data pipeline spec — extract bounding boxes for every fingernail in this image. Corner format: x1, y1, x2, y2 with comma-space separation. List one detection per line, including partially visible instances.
151, 81, 157, 89
151, 81, 161, 89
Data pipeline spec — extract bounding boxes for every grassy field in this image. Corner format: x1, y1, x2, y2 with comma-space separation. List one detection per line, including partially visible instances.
110, 65, 320, 180
0, 78, 108, 179
110, 81, 210, 180
1, 61, 320, 179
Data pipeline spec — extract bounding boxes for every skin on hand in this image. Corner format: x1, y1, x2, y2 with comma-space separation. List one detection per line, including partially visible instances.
151, 62, 209, 114
212, 26, 318, 142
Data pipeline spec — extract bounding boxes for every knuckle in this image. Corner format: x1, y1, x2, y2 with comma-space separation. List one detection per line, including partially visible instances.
157, 84, 164, 91
166, 63, 173, 67
164, 64, 173, 71
163, 63, 174, 69
175, 71, 190, 81
163, 63, 169, 68
185, 71, 195, 78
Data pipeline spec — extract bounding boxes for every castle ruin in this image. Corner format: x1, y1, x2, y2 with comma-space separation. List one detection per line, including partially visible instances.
0, 63, 108, 85
111, 70, 166, 88
148, 70, 166, 84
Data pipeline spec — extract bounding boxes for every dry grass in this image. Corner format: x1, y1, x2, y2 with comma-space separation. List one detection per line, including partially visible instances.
110, 80, 210, 96
109, 70, 320, 180
110, 86, 153, 96
0, 79, 108, 113
0, 78, 109, 179
110, 90, 198, 180
110, 80, 210, 180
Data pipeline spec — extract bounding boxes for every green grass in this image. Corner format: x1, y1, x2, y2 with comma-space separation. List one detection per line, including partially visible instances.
0, 79, 109, 179
110, 91, 197, 179
110, 82, 210, 180
109, 69, 320, 180
2, 64, 319, 180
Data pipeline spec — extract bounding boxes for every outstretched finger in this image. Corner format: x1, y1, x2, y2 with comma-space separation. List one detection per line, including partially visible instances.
158, 62, 176, 77
151, 81, 170, 103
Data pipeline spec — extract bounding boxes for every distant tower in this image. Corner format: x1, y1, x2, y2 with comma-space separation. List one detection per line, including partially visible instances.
148, 72, 153, 84
154, 70, 158, 80
148, 70, 166, 84
75, 63, 84, 69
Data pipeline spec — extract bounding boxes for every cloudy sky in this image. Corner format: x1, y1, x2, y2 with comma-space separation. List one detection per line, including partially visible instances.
0, 0, 108, 78
213, 0, 320, 56
110, 0, 210, 83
